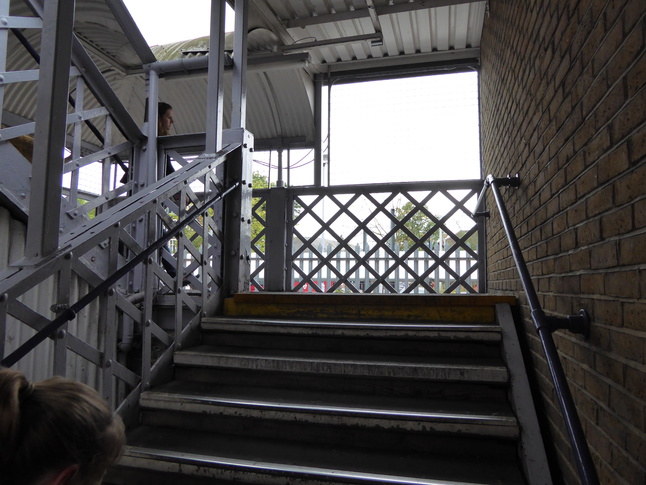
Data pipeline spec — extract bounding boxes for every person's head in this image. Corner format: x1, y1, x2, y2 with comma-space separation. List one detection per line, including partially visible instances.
158, 101, 174, 136
0, 368, 125, 485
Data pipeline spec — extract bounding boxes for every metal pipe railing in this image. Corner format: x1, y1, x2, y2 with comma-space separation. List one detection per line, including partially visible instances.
1, 179, 239, 369
473, 174, 599, 485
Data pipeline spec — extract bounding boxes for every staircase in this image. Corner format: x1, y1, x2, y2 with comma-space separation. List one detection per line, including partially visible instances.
106, 293, 551, 485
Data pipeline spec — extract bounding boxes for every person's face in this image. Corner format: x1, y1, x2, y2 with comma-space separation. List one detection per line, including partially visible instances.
159, 108, 174, 135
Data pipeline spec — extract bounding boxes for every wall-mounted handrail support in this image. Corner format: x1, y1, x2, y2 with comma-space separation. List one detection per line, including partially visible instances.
474, 173, 599, 485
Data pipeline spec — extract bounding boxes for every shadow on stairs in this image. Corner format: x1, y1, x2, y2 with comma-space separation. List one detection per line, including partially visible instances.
105, 293, 552, 485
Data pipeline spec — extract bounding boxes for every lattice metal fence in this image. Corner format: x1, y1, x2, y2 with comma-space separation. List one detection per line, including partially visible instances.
251, 180, 485, 294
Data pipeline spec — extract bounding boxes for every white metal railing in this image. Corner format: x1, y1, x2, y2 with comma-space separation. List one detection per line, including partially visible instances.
251, 180, 485, 294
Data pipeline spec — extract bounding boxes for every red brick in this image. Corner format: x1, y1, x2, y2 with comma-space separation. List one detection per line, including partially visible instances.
593, 83, 626, 133
606, 15, 645, 90
576, 166, 599, 199
625, 430, 646, 470
615, 162, 646, 205
610, 86, 646, 144
601, 205, 633, 238
561, 228, 577, 251
605, 270, 641, 299
635, 198, 646, 229
590, 241, 618, 270
609, 328, 645, 363
597, 406, 628, 448
594, 351, 624, 384
581, 273, 604, 294
591, 299, 622, 328
609, 386, 644, 430
628, 43, 646, 91
622, 301, 646, 331
586, 185, 615, 217
629, 124, 646, 164
597, 143, 629, 183
577, 219, 601, 246
570, 247, 591, 271
592, 16, 624, 76
618, 233, 646, 265
610, 443, 646, 485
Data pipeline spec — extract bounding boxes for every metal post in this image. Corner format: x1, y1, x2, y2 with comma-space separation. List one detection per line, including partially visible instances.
0, 1, 9, 129
70, 76, 84, 204
231, 0, 249, 130
276, 149, 284, 187
26, 0, 76, 258
205, 0, 226, 153
223, 141, 253, 296
144, 69, 159, 186
53, 259, 72, 376
314, 75, 323, 186
265, 187, 288, 291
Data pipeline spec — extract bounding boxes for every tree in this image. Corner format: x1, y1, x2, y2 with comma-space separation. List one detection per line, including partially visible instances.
373, 201, 440, 251
251, 171, 273, 253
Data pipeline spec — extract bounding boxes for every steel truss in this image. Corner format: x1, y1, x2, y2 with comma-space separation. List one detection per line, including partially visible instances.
0, 0, 253, 422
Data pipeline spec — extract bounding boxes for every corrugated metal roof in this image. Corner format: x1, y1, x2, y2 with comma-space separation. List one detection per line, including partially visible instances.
2, 0, 485, 149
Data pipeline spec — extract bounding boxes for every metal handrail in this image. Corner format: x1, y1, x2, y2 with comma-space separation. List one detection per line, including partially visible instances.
1, 180, 239, 369
473, 174, 599, 485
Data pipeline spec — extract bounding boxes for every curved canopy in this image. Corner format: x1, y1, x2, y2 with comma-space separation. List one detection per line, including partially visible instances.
3, 0, 485, 151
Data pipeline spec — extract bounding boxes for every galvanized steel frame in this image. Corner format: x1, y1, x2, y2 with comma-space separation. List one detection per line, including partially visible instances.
0, 0, 253, 421
1, 144, 244, 415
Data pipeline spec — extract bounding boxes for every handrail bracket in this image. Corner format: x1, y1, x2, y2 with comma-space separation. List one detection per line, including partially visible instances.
544, 309, 591, 339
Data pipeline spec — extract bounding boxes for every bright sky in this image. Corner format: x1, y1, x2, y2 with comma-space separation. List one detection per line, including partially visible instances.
122, 1, 233, 45
116, 0, 481, 240
121, 1, 480, 188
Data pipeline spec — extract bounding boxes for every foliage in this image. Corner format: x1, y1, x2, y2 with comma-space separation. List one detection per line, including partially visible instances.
377, 201, 440, 251
251, 172, 272, 253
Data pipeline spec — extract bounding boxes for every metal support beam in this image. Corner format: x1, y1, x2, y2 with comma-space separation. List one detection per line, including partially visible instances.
104, 0, 157, 65
206, 0, 227, 153
0, 2, 9, 129
280, 33, 383, 53
231, 0, 249, 130
285, 0, 483, 28
265, 187, 288, 291
26, 0, 75, 258
223, 133, 254, 296
23, 0, 143, 143
314, 75, 323, 186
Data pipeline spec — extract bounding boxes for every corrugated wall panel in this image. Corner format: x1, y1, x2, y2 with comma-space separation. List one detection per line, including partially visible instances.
0, 207, 101, 385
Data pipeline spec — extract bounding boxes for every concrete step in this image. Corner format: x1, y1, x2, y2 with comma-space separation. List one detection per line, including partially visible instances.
202, 317, 503, 338
201, 318, 502, 357
174, 345, 509, 383
140, 380, 519, 438
108, 425, 526, 485
223, 293, 517, 323
173, 364, 510, 403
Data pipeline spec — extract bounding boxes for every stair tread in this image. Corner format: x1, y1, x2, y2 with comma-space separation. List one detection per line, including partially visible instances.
203, 317, 501, 334
176, 344, 506, 367
119, 425, 526, 485
145, 380, 514, 418
174, 345, 509, 382
141, 381, 517, 436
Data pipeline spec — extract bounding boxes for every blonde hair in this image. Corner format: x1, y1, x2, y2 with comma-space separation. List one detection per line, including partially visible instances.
0, 368, 125, 485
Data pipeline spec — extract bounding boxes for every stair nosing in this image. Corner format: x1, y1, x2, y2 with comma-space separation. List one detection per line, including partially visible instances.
140, 391, 519, 437
173, 347, 509, 383
119, 446, 488, 485
202, 319, 502, 340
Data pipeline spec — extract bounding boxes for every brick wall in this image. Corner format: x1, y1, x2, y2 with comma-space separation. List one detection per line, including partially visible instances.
480, 1, 645, 484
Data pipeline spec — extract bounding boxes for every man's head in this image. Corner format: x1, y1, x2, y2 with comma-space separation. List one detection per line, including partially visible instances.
158, 102, 174, 136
